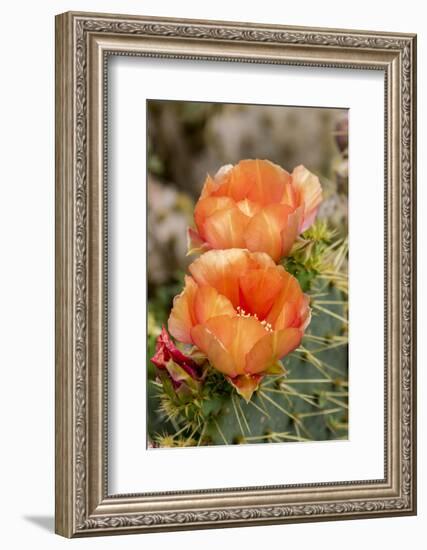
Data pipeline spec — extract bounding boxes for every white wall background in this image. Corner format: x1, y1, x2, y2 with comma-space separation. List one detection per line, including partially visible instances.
0, 1, 424, 548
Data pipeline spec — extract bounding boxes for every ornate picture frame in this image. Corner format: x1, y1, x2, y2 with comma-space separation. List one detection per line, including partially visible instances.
55, 11, 417, 537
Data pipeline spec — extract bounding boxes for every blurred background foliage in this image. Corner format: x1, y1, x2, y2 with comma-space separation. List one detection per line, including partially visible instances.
147, 100, 349, 447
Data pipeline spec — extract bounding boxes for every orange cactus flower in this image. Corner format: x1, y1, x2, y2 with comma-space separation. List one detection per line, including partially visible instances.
168, 249, 311, 401
188, 159, 322, 263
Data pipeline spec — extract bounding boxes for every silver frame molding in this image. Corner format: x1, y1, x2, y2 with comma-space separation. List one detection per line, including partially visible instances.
55, 11, 417, 538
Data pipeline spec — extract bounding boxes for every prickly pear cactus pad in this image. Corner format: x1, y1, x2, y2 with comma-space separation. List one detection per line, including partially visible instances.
147, 101, 349, 448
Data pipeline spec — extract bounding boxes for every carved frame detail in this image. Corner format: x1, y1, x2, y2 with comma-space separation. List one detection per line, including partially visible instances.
55, 11, 416, 537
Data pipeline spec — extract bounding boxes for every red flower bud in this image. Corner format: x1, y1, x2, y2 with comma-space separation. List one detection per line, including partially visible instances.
151, 326, 200, 382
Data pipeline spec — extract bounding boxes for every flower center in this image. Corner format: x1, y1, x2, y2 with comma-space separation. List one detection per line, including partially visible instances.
236, 306, 273, 332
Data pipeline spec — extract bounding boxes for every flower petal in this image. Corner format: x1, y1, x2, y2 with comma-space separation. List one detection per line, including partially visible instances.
299, 294, 312, 331
168, 276, 198, 344
245, 204, 293, 262
236, 198, 262, 217
239, 266, 284, 320
193, 315, 235, 349
192, 315, 267, 376
186, 227, 211, 256
191, 322, 238, 377
236, 159, 290, 205
193, 285, 236, 324
292, 165, 322, 232
270, 293, 311, 331
203, 205, 250, 249
280, 206, 303, 257
268, 302, 297, 331
246, 251, 277, 270
265, 270, 305, 329
280, 181, 299, 209
227, 317, 267, 373
214, 164, 233, 180
211, 162, 253, 202
189, 249, 251, 307
199, 173, 221, 199
245, 328, 302, 374
194, 196, 236, 239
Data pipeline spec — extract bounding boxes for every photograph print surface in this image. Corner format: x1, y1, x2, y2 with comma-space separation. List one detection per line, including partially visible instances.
147, 100, 349, 449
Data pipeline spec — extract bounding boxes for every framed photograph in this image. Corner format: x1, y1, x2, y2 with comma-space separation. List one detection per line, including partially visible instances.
55, 11, 417, 537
